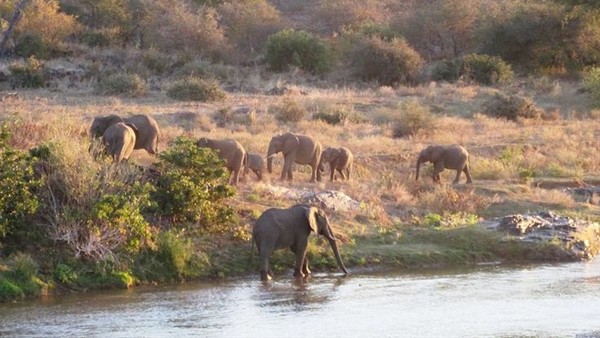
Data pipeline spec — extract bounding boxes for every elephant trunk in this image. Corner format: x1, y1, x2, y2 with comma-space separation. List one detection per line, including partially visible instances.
326, 236, 349, 275
267, 143, 276, 174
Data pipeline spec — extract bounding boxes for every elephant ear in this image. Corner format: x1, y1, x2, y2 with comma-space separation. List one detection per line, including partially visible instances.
282, 133, 300, 154
305, 206, 319, 233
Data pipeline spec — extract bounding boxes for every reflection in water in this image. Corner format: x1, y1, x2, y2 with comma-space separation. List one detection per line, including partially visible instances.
0, 262, 599, 337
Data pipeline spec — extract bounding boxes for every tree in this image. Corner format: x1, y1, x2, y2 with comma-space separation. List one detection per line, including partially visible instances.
0, 0, 30, 57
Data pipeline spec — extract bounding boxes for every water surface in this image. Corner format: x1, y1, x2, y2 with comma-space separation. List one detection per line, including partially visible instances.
1, 260, 599, 337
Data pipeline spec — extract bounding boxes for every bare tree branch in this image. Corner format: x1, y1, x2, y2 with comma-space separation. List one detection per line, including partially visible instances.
0, 0, 32, 58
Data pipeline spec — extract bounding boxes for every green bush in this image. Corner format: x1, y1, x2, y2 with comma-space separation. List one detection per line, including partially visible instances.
79, 29, 113, 47
482, 93, 544, 121
151, 137, 235, 231
432, 54, 513, 85
264, 29, 332, 74
53, 263, 79, 284
0, 278, 24, 302
391, 101, 436, 138
95, 73, 148, 97
166, 77, 226, 102
313, 108, 362, 125
134, 229, 211, 281
0, 124, 40, 243
348, 35, 423, 85
582, 66, 600, 106
14, 34, 50, 59
8, 56, 46, 89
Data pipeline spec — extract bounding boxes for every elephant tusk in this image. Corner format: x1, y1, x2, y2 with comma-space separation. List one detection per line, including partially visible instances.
267, 154, 277, 159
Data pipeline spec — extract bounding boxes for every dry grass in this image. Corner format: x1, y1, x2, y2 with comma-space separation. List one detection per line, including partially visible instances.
3, 77, 600, 239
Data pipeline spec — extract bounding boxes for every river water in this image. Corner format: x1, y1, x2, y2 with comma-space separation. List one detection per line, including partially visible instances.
1, 260, 600, 338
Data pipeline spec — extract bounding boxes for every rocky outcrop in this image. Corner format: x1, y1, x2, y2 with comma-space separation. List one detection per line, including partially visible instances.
261, 184, 360, 212
487, 211, 600, 260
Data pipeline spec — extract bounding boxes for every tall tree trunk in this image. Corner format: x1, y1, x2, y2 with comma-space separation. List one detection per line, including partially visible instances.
0, 0, 31, 58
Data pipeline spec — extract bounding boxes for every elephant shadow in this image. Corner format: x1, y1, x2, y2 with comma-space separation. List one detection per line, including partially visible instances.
255, 276, 347, 312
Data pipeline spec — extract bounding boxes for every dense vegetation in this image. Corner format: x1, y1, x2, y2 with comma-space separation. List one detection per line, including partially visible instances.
2, 0, 600, 301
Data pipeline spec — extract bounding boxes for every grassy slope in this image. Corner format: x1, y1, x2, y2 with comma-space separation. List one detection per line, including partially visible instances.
2, 77, 600, 282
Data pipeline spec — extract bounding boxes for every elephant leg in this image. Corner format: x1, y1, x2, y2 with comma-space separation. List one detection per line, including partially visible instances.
258, 246, 273, 281
338, 168, 346, 180
232, 169, 240, 186
464, 166, 473, 184
291, 238, 308, 278
452, 169, 462, 184
432, 162, 444, 184
302, 257, 311, 276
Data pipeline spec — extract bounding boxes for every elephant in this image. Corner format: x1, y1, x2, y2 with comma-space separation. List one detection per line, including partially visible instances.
90, 114, 160, 155
416, 144, 473, 184
318, 146, 353, 182
197, 137, 247, 185
102, 122, 138, 163
244, 152, 265, 181
252, 204, 349, 281
266, 132, 322, 182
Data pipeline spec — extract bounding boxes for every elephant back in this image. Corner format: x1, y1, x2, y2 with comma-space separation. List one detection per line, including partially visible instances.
123, 114, 160, 153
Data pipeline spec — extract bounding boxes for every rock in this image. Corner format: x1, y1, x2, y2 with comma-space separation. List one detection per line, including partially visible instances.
260, 184, 360, 212
492, 211, 600, 260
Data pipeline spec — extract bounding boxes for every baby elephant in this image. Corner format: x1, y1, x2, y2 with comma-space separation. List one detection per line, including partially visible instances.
245, 152, 265, 181
318, 146, 353, 182
416, 144, 473, 184
102, 122, 138, 163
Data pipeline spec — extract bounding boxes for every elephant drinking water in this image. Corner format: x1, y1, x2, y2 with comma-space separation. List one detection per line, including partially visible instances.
252, 204, 349, 281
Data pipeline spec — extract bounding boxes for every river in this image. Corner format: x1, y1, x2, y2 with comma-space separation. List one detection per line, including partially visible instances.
1, 260, 599, 337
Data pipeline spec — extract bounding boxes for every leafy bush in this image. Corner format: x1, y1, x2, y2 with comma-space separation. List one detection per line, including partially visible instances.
8, 56, 46, 89
264, 29, 332, 74
348, 35, 424, 85
14, 34, 49, 59
431, 54, 513, 85
0, 125, 40, 243
482, 93, 544, 121
151, 137, 235, 231
0, 278, 24, 301
166, 77, 226, 102
134, 229, 211, 281
271, 98, 308, 123
314, 0, 389, 33
79, 29, 115, 47
391, 101, 436, 138
582, 66, 600, 106
95, 73, 148, 97
17, 0, 81, 47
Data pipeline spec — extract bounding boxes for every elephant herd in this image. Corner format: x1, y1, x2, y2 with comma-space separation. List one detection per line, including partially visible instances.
90, 113, 473, 281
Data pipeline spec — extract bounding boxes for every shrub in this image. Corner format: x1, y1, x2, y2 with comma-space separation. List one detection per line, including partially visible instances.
391, 101, 436, 138
482, 93, 544, 121
79, 29, 115, 48
95, 73, 148, 97
314, 0, 389, 33
0, 124, 40, 243
14, 34, 49, 59
166, 77, 226, 102
0, 278, 24, 301
264, 29, 331, 74
140, 3, 230, 59
134, 229, 212, 282
312, 107, 363, 125
582, 66, 600, 106
218, 0, 283, 61
151, 137, 235, 231
16, 0, 81, 47
37, 140, 155, 262
8, 56, 46, 89
271, 98, 308, 123
431, 54, 513, 85
348, 35, 424, 85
